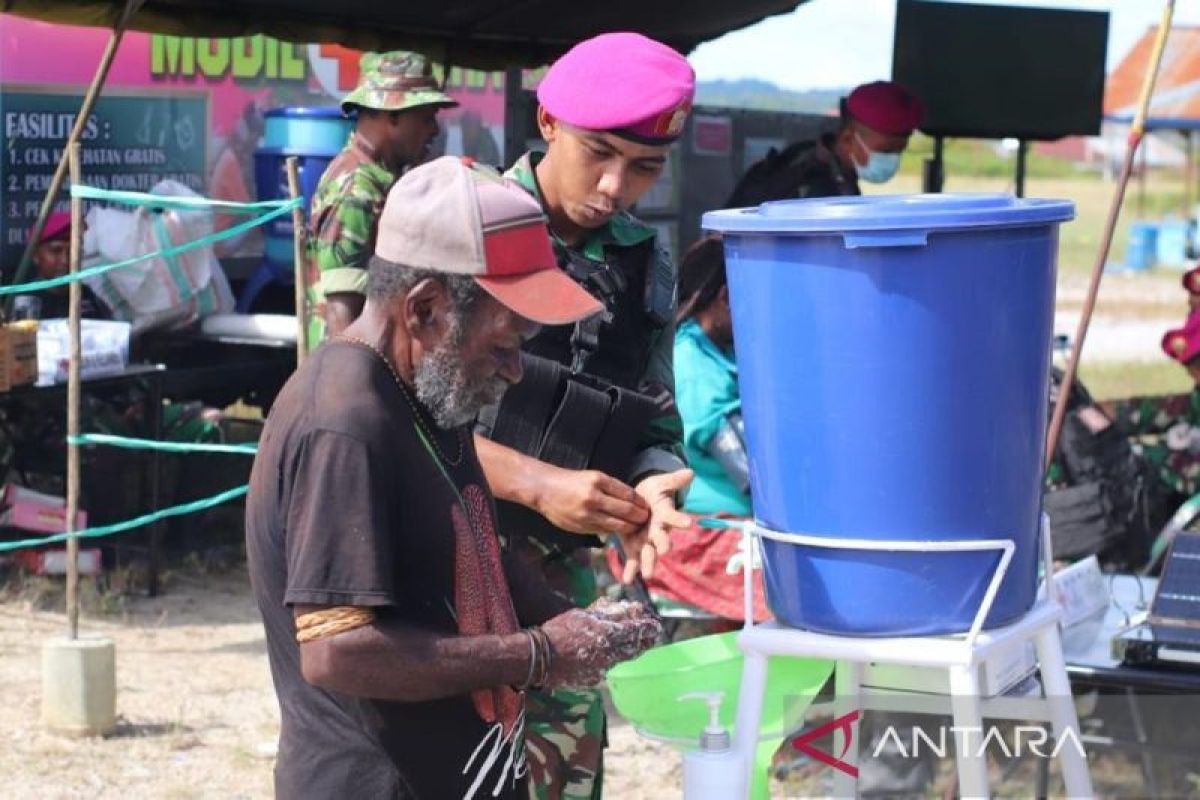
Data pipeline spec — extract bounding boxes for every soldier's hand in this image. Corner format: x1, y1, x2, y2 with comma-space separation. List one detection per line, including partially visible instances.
540, 605, 661, 688
532, 466, 650, 536
619, 469, 695, 583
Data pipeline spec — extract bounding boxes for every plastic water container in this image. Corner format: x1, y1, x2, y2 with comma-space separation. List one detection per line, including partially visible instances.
254, 107, 350, 251
1125, 222, 1158, 271
704, 194, 1075, 636
1155, 219, 1189, 269
242, 107, 350, 310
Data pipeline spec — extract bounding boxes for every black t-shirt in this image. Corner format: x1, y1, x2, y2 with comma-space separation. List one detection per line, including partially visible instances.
245, 341, 524, 800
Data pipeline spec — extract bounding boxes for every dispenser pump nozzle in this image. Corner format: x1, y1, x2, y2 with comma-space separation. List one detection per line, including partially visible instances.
678, 692, 731, 751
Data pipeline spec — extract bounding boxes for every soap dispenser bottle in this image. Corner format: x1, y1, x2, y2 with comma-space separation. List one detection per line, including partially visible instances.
679, 691, 744, 799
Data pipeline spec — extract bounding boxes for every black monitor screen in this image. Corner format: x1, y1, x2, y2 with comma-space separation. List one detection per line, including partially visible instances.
892, 0, 1109, 140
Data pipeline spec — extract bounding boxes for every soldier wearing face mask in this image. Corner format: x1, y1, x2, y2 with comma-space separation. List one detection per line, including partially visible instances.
726, 80, 923, 207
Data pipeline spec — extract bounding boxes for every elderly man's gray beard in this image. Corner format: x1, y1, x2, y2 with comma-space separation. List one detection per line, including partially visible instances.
412, 318, 510, 429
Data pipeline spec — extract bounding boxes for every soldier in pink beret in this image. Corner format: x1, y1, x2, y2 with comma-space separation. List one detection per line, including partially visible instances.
475, 31, 697, 800
727, 79, 924, 206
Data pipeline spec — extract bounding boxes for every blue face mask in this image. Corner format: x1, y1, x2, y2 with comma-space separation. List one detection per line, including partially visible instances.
854, 133, 901, 184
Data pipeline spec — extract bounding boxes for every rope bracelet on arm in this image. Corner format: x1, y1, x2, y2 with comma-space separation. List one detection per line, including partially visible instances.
295, 607, 377, 644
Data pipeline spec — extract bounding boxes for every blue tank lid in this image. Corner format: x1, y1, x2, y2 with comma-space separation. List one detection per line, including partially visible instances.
264, 106, 346, 119
704, 193, 1075, 234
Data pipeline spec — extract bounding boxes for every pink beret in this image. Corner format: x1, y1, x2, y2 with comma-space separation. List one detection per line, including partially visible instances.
846, 81, 924, 137
1163, 311, 1200, 364
32, 211, 71, 245
538, 32, 695, 144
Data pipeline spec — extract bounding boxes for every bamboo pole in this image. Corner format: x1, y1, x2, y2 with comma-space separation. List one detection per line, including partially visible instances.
5, 0, 144, 315
66, 145, 84, 641
286, 158, 309, 365
1046, 0, 1176, 468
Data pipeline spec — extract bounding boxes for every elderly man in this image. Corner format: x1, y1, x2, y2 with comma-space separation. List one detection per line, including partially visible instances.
307, 50, 458, 346
726, 80, 924, 206
247, 156, 661, 799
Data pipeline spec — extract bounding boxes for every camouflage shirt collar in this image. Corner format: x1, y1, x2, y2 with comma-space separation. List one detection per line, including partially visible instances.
506, 151, 656, 262
347, 132, 397, 176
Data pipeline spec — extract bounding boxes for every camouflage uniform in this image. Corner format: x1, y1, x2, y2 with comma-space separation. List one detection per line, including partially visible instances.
1110, 389, 1200, 497
305, 51, 455, 347
505, 152, 686, 800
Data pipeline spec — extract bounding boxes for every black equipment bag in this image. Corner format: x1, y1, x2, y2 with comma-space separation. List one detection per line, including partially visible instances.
478, 352, 662, 551
1045, 368, 1176, 569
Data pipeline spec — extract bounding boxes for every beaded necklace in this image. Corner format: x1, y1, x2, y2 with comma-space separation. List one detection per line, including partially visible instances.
337, 335, 465, 467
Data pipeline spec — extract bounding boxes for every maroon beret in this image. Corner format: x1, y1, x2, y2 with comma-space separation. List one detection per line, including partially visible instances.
846, 81, 924, 137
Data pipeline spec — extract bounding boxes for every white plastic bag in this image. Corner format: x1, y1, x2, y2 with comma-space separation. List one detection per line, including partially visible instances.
82, 180, 234, 335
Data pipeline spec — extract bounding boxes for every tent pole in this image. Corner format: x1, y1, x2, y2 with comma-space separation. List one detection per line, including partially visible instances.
1187, 130, 1195, 215
1138, 136, 1148, 218
5, 0, 145, 314
66, 144, 83, 641
1015, 139, 1028, 198
1046, 0, 1175, 469
286, 158, 309, 366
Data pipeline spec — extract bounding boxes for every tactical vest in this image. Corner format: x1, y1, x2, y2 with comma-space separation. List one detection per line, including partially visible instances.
478, 237, 674, 552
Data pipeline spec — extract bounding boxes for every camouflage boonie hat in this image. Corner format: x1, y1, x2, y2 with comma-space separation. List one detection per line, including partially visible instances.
340, 51, 458, 114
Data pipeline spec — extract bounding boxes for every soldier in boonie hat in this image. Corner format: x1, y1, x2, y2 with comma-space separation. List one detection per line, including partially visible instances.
306, 50, 459, 347
340, 51, 457, 115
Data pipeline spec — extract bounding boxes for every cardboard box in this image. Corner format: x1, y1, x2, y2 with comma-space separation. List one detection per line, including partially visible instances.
37, 319, 130, 385
0, 484, 87, 534
6, 321, 38, 387
10, 547, 103, 576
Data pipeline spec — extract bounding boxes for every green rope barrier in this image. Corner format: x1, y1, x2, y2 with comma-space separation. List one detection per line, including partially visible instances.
0, 484, 249, 553
68, 433, 258, 455
71, 184, 300, 215
0, 197, 300, 297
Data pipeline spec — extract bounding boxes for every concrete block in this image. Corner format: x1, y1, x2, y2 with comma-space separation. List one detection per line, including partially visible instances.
41, 635, 116, 736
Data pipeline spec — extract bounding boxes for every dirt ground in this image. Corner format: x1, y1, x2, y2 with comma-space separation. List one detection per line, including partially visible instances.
2, 563, 1182, 800
0, 566, 688, 800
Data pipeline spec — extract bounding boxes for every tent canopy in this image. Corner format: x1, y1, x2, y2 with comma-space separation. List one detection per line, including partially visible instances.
4, 0, 806, 68
1105, 25, 1200, 131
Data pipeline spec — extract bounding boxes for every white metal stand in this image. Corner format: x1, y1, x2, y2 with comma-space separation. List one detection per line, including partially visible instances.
726, 517, 1094, 799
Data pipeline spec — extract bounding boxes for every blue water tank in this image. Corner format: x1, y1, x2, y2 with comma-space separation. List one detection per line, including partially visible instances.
1125, 222, 1158, 272
1156, 220, 1189, 269
241, 107, 351, 311
704, 194, 1075, 636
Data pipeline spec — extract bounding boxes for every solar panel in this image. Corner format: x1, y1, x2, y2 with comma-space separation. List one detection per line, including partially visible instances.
1150, 532, 1200, 632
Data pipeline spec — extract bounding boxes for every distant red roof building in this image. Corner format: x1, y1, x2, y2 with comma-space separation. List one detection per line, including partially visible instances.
1106, 25, 1200, 127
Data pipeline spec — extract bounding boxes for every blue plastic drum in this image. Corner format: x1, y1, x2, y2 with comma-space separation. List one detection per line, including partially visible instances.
254, 107, 350, 249
241, 108, 351, 311
704, 194, 1075, 636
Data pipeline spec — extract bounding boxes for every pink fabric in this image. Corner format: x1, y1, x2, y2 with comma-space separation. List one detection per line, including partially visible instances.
536, 32, 695, 142
1163, 311, 1200, 364
452, 484, 523, 734
606, 516, 771, 623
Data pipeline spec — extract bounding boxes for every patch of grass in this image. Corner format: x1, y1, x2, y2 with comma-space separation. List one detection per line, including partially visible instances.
899, 134, 1083, 180
879, 173, 1192, 276
1077, 359, 1192, 401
